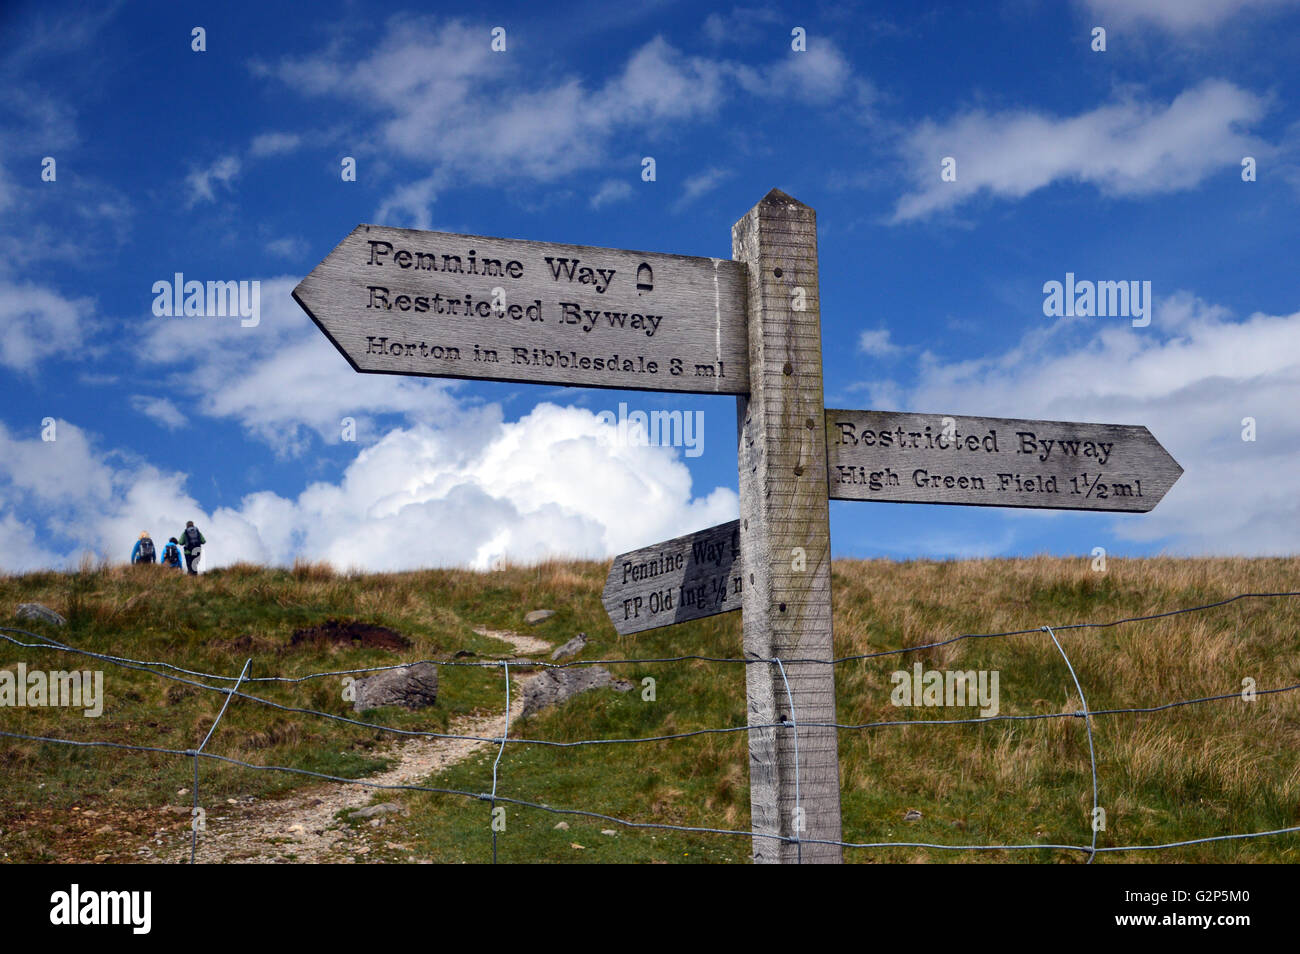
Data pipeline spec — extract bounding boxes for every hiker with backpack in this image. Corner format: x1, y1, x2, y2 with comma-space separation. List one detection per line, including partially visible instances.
161, 537, 184, 571
130, 532, 157, 565
180, 521, 206, 575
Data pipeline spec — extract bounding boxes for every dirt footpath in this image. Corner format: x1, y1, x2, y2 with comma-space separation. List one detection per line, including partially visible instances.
153, 627, 549, 864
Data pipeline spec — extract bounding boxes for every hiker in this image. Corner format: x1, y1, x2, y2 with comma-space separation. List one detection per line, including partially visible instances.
180, 521, 206, 575
130, 532, 157, 565
161, 537, 184, 571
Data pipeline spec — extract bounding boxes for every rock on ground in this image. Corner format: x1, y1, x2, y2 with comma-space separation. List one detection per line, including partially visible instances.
352, 803, 407, 819
353, 663, 439, 712
525, 609, 556, 625
16, 603, 67, 627
519, 667, 632, 717
550, 632, 588, 660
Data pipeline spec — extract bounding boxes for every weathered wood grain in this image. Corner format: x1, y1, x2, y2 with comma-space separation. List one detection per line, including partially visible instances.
601, 520, 742, 636
293, 224, 749, 395
826, 409, 1182, 512
734, 190, 842, 864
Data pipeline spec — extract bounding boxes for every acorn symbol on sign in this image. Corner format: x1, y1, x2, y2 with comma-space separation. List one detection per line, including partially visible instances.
636, 263, 653, 294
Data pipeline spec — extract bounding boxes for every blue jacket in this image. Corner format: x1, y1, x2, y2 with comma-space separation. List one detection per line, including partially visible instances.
161, 541, 184, 568
131, 538, 156, 563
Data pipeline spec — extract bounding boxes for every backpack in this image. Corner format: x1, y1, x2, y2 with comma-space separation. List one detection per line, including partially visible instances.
163, 544, 181, 567
185, 526, 201, 548
139, 537, 155, 561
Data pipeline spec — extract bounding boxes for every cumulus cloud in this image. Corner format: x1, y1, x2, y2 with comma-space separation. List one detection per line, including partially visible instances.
892, 80, 1269, 221
0, 280, 94, 371
870, 293, 1300, 554
1077, 0, 1299, 31
137, 277, 461, 456
858, 329, 901, 357
0, 405, 738, 572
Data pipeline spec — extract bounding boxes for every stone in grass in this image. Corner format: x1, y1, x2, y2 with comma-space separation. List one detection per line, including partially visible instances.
352, 803, 406, 819
352, 663, 438, 713
519, 667, 633, 717
904, 809, 922, 822
16, 603, 67, 627
550, 632, 588, 661
525, 609, 556, 625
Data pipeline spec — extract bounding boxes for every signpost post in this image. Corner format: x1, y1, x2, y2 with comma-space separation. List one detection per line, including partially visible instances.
297, 189, 1184, 865
731, 191, 841, 863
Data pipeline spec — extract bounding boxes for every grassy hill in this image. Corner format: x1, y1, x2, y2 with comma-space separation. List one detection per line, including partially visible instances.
1, 555, 1297, 864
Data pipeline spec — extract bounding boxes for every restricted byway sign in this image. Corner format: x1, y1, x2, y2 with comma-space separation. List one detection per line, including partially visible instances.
603, 520, 742, 636
825, 409, 1182, 512
294, 224, 749, 395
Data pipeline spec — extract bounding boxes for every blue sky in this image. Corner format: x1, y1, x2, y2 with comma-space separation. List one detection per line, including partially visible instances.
1, 0, 1298, 572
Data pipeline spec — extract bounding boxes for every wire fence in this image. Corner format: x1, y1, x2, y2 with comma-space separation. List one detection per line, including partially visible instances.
2, 590, 1299, 864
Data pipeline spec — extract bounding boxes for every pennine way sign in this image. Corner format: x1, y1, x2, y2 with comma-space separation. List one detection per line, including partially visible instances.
825, 409, 1182, 512
602, 520, 742, 636
293, 224, 749, 395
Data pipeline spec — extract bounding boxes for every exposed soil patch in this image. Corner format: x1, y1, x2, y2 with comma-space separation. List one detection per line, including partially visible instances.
289, 619, 411, 652
211, 633, 280, 654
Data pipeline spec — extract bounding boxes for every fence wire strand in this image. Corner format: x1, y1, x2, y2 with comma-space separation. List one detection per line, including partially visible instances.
2, 590, 1298, 862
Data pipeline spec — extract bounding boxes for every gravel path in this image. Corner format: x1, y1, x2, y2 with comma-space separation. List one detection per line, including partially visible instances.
152, 627, 548, 864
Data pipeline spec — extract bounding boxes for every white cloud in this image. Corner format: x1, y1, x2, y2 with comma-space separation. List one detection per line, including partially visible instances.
877, 293, 1300, 554
892, 80, 1268, 221
374, 174, 442, 231
265, 236, 308, 258
129, 395, 188, 430
0, 406, 738, 572
0, 510, 63, 573
858, 329, 900, 357
734, 42, 855, 102
185, 155, 241, 206
702, 7, 783, 44
1077, 0, 1299, 31
138, 276, 462, 456
259, 20, 860, 184
0, 280, 94, 371
249, 404, 739, 571
674, 167, 732, 211
249, 132, 301, 157
590, 179, 633, 209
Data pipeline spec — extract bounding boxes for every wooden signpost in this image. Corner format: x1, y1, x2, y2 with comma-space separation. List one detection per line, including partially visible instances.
293, 225, 749, 395
827, 409, 1182, 511
602, 520, 742, 637
297, 189, 1184, 865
